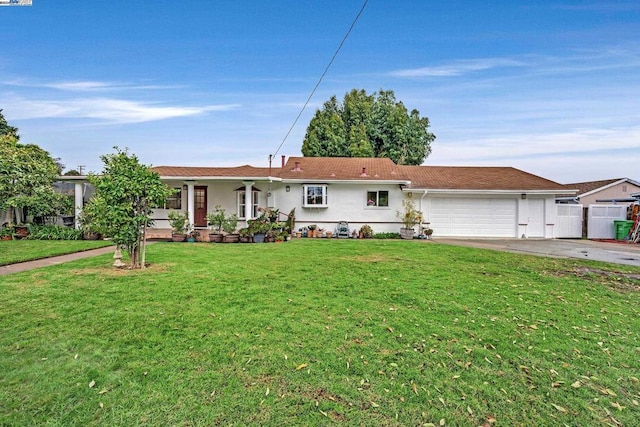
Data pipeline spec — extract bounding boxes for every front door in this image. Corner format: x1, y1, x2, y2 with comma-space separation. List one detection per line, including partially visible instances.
194, 186, 208, 227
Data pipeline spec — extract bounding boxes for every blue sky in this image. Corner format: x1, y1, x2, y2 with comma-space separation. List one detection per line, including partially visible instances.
1, 0, 639, 183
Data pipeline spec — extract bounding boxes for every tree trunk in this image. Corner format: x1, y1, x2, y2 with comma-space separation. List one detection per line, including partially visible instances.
140, 222, 147, 269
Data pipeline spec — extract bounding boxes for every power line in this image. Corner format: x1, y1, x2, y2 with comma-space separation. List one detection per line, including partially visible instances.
270, 0, 369, 159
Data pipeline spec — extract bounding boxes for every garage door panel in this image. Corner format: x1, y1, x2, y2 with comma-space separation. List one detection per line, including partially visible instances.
430, 198, 517, 237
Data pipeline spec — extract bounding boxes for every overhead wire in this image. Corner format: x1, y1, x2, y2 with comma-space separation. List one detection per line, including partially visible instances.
270, 0, 369, 160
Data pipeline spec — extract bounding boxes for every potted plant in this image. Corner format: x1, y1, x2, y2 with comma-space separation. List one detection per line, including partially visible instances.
206, 205, 226, 243
397, 198, 422, 240
359, 224, 373, 239
222, 214, 239, 243
248, 219, 270, 243
238, 227, 251, 243
77, 208, 103, 240
187, 228, 199, 242
13, 223, 30, 239
1, 226, 13, 241
167, 210, 189, 242
307, 224, 317, 238
424, 227, 434, 240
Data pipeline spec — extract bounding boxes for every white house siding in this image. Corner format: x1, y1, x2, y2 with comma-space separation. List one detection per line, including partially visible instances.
276, 182, 403, 235
147, 179, 560, 239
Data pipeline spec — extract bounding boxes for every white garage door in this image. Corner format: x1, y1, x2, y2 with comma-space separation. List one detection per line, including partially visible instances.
430, 198, 517, 237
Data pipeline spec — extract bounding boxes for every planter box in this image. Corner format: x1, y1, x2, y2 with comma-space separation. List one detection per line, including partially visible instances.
83, 231, 102, 240
223, 234, 240, 243
253, 233, 266, 243
209, 233, 223, 243
13, 226, 29, 239
399, 228, 415, 240
172, 233, 187, 242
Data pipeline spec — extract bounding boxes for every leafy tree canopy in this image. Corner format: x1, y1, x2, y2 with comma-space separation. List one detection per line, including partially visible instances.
0, 132, 66, 225
301, 89, 435, 165
85, 147, 174, 269
0, 109, 19, 140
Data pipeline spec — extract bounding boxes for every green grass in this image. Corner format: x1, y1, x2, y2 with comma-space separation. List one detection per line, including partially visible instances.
0, 240, 113, 266
1, 240, 639, 426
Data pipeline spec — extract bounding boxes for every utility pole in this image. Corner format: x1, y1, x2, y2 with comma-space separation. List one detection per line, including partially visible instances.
78, 165, 85, 175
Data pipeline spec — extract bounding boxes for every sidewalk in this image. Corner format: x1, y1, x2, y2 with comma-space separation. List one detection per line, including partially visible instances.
0, 245, 116, 276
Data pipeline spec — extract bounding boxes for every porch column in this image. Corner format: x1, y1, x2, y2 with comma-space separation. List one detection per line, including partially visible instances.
186, 182, 195, 226
74, 182, 83, 229
243, 181, 255, 220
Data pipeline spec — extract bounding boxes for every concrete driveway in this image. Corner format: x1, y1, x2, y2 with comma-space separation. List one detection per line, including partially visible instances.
435, 238, 640, 267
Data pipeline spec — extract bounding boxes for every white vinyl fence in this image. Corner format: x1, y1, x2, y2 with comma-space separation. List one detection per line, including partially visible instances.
554, 204, 583, 238
587, 205, 627, 239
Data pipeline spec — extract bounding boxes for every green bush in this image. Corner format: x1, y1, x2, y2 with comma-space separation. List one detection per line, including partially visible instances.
26, 225, 83, 240
372, 232, 401, 239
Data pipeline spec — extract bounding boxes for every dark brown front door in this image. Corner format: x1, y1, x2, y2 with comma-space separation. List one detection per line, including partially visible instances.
194, 186, 208, 227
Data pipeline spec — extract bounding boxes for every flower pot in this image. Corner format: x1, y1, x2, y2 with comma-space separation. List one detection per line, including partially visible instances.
83, 231, 102, 240
1, 235, 12, 241
209, 233, 223, 243
325, 231, 332, 239
172, 233, 187, 242
307, 229, 315, 238
295, 232, 302, 238
223, 234, 240, 243
399, 228, 415, 240
13, 226, 29, 239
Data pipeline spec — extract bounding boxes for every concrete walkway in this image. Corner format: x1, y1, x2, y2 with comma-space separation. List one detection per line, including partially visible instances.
0, 245, 116, 276
435, 238, 640, 267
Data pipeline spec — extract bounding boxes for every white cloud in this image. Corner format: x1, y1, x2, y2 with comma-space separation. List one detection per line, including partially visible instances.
389, 58, 525, 77
4, 96, 239, 123
3, 79, 185, 92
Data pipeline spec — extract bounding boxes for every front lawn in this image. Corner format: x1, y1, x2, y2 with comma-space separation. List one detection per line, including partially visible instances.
0, 240, 113, 266
1, 240, 639, 425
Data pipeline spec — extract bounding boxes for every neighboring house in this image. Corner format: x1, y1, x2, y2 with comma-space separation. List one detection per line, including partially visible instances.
556, 178, 640, 205
146, 156, 571, 238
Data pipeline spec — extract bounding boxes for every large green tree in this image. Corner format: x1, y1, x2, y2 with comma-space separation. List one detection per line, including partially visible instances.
0, 133, 68, 225
301, 89, 435, 165
0, 109, 19, 140
85, 147, 173, 269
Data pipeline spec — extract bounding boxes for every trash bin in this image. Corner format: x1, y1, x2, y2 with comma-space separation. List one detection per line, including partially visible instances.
614, 220, 634, 240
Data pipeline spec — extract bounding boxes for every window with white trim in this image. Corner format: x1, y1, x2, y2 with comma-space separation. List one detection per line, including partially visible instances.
366, 190, 389, 207
303, 185, 328, 207
237, 191, 259, 219
154, 187, 182, 209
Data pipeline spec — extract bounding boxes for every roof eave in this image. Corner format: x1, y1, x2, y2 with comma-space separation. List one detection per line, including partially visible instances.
407, 188, 574, 195
159, 176, 282, 182
282, 178, 411, 185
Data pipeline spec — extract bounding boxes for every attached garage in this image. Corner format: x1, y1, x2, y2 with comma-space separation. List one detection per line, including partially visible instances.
428, 197, 518, 237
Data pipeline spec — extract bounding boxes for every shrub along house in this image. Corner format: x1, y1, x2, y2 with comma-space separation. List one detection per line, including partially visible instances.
146, 156, 571, 239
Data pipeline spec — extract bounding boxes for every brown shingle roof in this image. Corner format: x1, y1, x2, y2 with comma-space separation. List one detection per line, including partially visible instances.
560, 178, 623, 196
278, 157, 409, 181
151, 157, 568, 192
152, 165, 275, 178
402, 166, 568, 191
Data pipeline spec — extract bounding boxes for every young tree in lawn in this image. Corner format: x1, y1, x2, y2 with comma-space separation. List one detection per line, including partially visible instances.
301, 89, 435, 165
87, 147, 173, 269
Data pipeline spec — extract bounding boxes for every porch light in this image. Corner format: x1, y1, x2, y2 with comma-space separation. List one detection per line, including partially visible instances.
286, 185, 290, 192
521, 194, 527, 199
